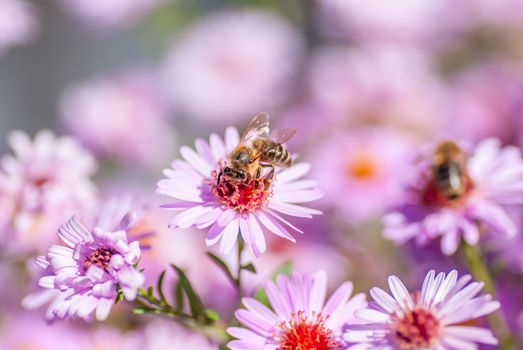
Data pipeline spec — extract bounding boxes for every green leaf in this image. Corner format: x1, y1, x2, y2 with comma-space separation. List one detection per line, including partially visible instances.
147, 285, 154, 298
174, 278, 184, 311
241, 262, 257, 274
156, 270, 167, 305
132, 306, 155, 314
171, 264, 204, 319
207, 252, 236, 284
219, 344, 230, 350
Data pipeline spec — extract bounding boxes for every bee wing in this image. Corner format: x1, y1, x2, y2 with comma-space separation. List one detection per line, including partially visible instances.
240, 112, 270, 144
269, 128, 297, 144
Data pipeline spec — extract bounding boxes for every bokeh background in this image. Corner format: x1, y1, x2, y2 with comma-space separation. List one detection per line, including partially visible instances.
1, 0, 523, 348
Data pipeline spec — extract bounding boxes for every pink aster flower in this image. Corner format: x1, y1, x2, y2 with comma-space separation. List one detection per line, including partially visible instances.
156, 123, 322, 257
58, 0, 164, 29
309, 127, 415, 223
60, 71, 174, 167
0, 130, 98, 252
384, 138, 523, 255
345, 270, 500, 349
30, 214, 144, 321
227, 271, 367, 350
0, 0, 38, 55
162, 10, 303, 123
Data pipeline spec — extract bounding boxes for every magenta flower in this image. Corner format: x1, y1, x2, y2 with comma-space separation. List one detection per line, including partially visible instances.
227, 271, 367, 350
0, 0, 38, 55
162, 10, 304, 123
31, 215, 144, 321
384, 138, 523, 255
60, 71, 174, 167
157, 125, 322, 256
345, 270, 500, 349
0, 130, 98, 252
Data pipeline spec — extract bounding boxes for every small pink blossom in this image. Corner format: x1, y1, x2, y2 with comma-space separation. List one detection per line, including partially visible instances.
0, 0, 38, 55
0, 130, 98, 252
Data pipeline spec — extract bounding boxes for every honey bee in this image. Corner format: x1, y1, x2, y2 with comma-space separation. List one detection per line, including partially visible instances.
218, 113, 297, 186
432, 141, 469, 200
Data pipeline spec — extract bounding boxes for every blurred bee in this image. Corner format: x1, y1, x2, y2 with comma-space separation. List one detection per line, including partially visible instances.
218, 113, 297, 187
432, 141, 469, 200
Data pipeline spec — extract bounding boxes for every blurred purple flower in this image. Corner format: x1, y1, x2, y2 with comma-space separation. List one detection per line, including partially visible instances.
227, 270, 366, 350
384, 139, 523, 255
162, 10, 303, 123
143, 320, 216, 349
310, 127, 415, 223
307, 45, 444, 134
0, 313, 82, 350
60, 71, 174, 167
443, 62, 523, 144
58, 0, 164, 29
0, 0, 38, 55
29, 215, 144, 321
157, 126, 322, 257
0, 130, 98, 252
316, 0, 466, 48
345, 270, 500, 349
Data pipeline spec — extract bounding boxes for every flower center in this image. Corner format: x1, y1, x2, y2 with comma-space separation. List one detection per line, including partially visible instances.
277, 311, 340, 350
347, 153, 376, 180
392, 307, 441, 350
209, 170, 272, 213
83, 247, 118, 273
419, 176, 475, 208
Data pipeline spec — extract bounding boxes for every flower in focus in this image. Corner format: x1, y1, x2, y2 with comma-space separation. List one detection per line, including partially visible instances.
0, 0, 38, 55
310, 127, 415, 223
157, 125, 322, 257
345, 270, 500, 349
60, 71, 174, 167
29, 214, 144, 321
162, 10, 303, 123
58, 0, 164, 29
0, 130, 98, 252
384, 138, 523, 255
227, 270, 366, 350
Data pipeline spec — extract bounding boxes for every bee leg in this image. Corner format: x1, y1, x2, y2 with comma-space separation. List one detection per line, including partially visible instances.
217, 170, 223, 185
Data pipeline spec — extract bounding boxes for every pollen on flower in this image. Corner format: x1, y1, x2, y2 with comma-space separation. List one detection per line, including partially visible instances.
83, 247, 118, 273
347, 153, 377, 180
277, 311, 341, 350
392, 306, 441, 350
209, 170, 272, 213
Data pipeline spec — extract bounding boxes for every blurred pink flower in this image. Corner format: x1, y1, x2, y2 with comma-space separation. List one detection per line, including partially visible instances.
0, 314, 82, 350
31, 215, 144, 321
0, 130, 98, 252
58, 0, 164, 29
60, 72, 174, 167
307, 45, 444, 134
84, 327, 142, 350
143, 320, 216, 349
0, 0, 38, 55
345, 270, 500, 349
309, 127, 415, 222
384, 139, 523, 255
316, 0, 465, 48
442, 62, 523, 144
162, 10, 303, 123
157, 125, 322, 257
227, 270, 366, 350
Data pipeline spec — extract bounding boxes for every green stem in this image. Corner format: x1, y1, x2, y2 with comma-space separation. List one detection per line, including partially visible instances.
462, 242, 515, 349
136, 290, 228, 342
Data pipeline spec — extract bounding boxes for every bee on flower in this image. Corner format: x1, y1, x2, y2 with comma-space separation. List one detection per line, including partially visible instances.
157, 113, 323, 257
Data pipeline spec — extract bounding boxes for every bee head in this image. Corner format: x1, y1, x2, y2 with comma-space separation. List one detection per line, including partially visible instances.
223, 166, 246, 180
